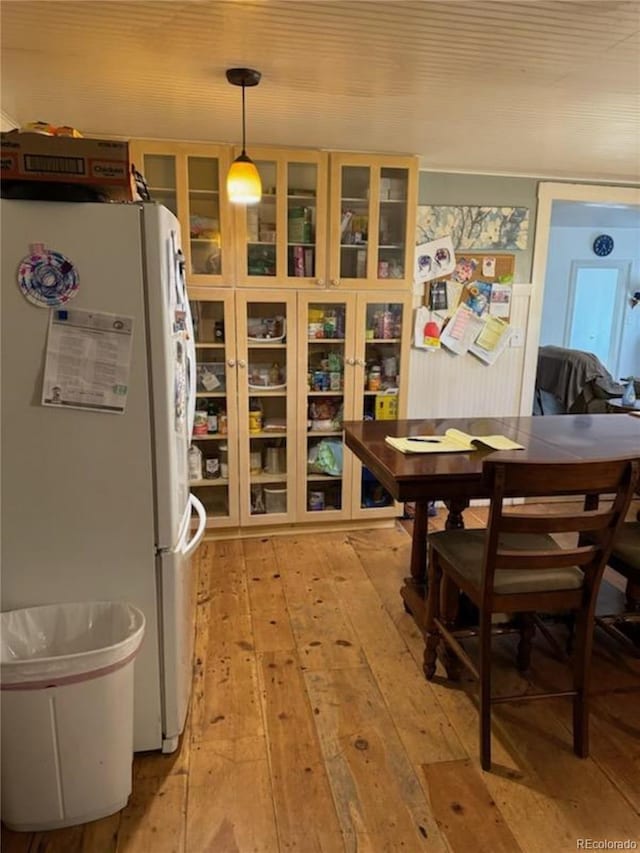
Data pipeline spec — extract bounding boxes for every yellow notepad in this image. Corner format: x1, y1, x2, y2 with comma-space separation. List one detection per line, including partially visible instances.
385, 428, 524, 454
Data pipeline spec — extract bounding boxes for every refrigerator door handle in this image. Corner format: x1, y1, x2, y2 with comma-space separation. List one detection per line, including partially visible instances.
184, 298, 197, 441
181, 493, 206, 557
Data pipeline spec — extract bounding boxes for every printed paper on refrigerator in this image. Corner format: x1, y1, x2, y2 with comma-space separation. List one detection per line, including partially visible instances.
42, 308, 134, 413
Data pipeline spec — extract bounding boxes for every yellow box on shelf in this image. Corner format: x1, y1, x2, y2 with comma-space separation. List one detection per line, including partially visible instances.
374, 393, 398, 420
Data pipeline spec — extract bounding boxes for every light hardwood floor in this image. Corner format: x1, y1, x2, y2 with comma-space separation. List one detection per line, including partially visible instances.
3, 507, 640, 852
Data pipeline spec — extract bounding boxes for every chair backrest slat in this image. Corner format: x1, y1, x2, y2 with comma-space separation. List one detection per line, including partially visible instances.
494, 546, 598, 571
498, 510, 617, 536
481, 458, 639, 605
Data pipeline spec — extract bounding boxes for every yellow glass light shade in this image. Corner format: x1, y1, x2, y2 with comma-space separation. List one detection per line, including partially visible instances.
227, 154, 262, 205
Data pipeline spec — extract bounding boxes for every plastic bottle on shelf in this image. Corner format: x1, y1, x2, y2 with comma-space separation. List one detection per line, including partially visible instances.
268, 362, 281, 386
368, 365, 382, 391
188, 445, 203, 482
207, 399, 218, 433
249, 398, 263, 433
219, 444, 229, 479
622, 377, 636, 406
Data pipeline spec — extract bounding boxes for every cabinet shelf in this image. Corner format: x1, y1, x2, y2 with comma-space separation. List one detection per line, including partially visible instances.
191, 434, 228, 441
195, 391, 226, 398
380, 199, 407, 204
307, 338, 345, 345
195, 342, 225, 349
341, 243, 368, 249
341, 197, 368, 203
366, 338, 401, 344
250, 473, 288, 484
306, 473, 343, 482
190, 478, 229, 487
189, 189, 219, 197
307, 391, 344, 398
307, 430, 343, 437
191, 238, 220, 244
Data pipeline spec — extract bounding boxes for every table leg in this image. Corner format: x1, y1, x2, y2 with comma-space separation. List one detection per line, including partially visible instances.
444, 497, 469, 529
401, 500, 429, 626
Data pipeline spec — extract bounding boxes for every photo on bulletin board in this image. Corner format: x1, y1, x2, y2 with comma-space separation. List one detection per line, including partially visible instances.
414, 236, 456, 283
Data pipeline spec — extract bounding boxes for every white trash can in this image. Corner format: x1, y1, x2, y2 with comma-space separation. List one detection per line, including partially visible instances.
1, 601, 145, 832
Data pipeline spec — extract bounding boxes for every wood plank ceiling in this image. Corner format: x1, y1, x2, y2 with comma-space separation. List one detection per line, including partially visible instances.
1, 0, 639, 181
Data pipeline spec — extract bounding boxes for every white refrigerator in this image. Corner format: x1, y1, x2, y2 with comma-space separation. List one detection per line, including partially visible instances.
1, 200, 206, 753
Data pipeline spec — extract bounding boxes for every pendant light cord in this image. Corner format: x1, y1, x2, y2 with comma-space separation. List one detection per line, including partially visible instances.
241, 83, 247, 156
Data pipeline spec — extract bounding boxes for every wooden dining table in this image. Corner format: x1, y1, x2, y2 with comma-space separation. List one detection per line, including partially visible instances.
344, 413, 640, 629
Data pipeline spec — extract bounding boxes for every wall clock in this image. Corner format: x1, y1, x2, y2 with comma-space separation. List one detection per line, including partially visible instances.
593, 234, 614, 257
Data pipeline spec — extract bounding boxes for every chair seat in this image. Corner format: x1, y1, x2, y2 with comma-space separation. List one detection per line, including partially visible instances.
430, 529, 584, 595
609, 521, 640, 584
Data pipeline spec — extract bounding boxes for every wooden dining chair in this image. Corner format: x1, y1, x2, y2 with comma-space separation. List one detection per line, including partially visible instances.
424, 456, 640, 771
595, 508, 640, 654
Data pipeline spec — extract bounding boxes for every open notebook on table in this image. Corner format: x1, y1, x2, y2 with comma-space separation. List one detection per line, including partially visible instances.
385, 428, 524, 454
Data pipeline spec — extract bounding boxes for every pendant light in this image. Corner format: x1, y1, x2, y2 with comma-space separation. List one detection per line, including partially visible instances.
226, 67, 262, 205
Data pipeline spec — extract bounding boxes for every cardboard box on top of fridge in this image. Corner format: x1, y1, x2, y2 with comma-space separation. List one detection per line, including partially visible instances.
0, 131, 135, 200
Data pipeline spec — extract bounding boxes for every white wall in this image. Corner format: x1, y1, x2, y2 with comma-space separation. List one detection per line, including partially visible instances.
539, 225, 640, 377
407, 284, 532, 418
409, 170, 538, 418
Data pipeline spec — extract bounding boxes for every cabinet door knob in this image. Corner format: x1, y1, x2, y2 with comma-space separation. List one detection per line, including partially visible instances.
237, 359, 247, 368
329, 278, 340, 288
226, 358, 236, 368
315, 278, 325, 288
355, 358, 365, 367
346, 357, 356, 366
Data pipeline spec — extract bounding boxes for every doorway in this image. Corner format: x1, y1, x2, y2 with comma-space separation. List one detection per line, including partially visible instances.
519, 183, 640, 415
564, 260, 630, 376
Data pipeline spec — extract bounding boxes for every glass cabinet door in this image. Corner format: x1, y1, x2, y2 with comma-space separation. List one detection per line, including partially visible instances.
188, 291, 239, 528
235, 148, 328, 286
297, 293, 356, 521
336, 164, 372, 284
141, 153, 178, 217
130, 141, 233, 286
329, 153, 417, 291
235, 291, 298, 525
377, 166, 412, 286
351, 294, 411, 518
187, 156, 224, 279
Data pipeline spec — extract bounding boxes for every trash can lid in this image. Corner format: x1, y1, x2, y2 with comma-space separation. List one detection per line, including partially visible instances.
1, 601, 145, 688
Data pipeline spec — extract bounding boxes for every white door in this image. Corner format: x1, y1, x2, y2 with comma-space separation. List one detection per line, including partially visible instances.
564, 260, 629, 376
143, 204, 196, 549
159, 493, 206, 752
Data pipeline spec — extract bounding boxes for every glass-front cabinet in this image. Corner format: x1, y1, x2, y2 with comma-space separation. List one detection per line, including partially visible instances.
234, 147, 328, 287
297, 294, 355, 521
129, 140, 233, 286
350, 295, 411, 518
188, 289, 239, 527
234, 291, 298, 526
297, 292, 411, 523
328, 153, 417, 291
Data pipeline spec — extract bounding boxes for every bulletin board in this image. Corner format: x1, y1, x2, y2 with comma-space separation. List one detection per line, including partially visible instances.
431, 252, 515, 284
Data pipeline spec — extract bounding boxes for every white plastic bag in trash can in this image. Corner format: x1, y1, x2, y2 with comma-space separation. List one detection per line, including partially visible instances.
1, 601, 145, 832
